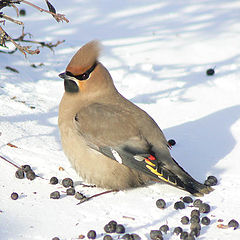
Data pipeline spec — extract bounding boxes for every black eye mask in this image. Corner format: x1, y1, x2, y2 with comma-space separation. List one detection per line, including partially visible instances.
66, 62, 97, 81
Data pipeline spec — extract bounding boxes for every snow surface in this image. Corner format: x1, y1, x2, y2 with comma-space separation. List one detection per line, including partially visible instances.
1, 0, 240, 239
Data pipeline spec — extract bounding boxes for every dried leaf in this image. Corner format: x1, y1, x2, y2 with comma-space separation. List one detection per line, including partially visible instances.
217, 224, 229, 229
7, 142, 18, 148
59, 166, 64, 171
45, 0, 56, 14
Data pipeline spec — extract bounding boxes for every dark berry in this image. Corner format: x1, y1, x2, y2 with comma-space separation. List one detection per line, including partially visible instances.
228, 219, 239, 230
199, 203, 211, 213
62, 178, 74, 188
186, 236, 195, 240
66, 187, 76, 196
193, 199, 202, 207
19, 9, 26, 16
159, 224, 169, 233
87, 230, 96, 239
50, 177, 58, 185
131, 234, 141, 240
21, 165, 32, 172
26, 170, 36, 180
116, 224, 125, 234
104, 223, 116, 233
122, 234, 132, 240
150, 230, 163, 240
103, 235, 113, 240
15, 169, 25, 179
190, 215, 200, 224
50, 191, 60, 199
204, 176, 218, 186
201, 216, 210, 225
11, 192, 18, 200
180, 231, 188, 239
190, 223, 201, 231
206, 68, 215, 76
174, 201, 185, 210
181, 216, 189, 225
173, 227, 183, 235
182, 196, 193, 203
168, 139, 176, 146
190, 228, 200, 237
75, 192, 87, 200
191, 209, 200, 217
156, 199, 166, 209
108, 220, 117, 227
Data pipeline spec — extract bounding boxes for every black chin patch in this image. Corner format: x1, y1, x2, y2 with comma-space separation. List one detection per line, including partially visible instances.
64, 79, 79, 93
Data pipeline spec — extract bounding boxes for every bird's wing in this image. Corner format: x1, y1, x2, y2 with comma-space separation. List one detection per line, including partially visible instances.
74, 103, 186, 189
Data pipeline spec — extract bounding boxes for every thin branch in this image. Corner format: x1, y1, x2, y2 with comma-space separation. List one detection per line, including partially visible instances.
77, 190, 118, 204
22, 0, 69, 23
0, 154, 21, 169
1, 13, 23, 25
0, 26, 40, 56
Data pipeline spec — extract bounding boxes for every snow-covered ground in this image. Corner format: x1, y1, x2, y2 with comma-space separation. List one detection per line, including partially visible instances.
1, 0, 240, 239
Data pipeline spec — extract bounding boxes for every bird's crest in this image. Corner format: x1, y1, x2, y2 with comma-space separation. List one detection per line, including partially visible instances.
66, 40, 101, 76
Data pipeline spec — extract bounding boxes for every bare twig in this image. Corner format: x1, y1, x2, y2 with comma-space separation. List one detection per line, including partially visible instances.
1, 13, 23, 25
77, 190, 118, 204
0, 154, 21, 169
22, 0, 69, 23
0, 26, 40, 56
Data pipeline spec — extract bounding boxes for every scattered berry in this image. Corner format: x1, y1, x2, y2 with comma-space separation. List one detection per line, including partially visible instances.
108, 220, 117, 227
173, 227, 183, 235
116, 224, 125, 234
15, 169, 25, 179
206, 68, 215, 76
21, 165, 32, 172
228, 219, 239, 230
131, 234, 141, 240
75, 192, 87, 200
11, 192, 18, 200
103, 235, 113, 240
66, 187, 76, 196
87, 230, 96, 239
156, 199, 166, 209
201, 216, 211, 226
190, 223, 201, 231
182, 196, 193, 203
62, 178, 74, 188
191, 209, 200, 217
193, 199, 202, 207
181, 216, 190, 225
199, 203, 211, 213
190, 215, 200, 224
50, 177, 58, 185
180, 231, 188, 239
19, 9, 26, 16
26, 170, 36, 180
204, 176, 218, 186
122, 234, 132, 240
150, 230, 163, 240
190, 228, 200, 237
174, 201, 185, 210
104, 223, 116, 233
186, 236, 195, 240
159, 224, 169, 233
168, 139, 176, 146
50, 191, 60, 199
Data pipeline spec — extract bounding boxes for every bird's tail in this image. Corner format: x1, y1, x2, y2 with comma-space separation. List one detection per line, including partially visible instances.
147, 157, 213, 196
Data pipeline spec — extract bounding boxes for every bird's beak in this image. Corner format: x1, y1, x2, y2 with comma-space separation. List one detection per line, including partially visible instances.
59, 72, 67, 79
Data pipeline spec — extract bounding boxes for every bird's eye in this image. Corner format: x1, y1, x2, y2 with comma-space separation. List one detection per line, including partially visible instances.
81, 72, 89, 80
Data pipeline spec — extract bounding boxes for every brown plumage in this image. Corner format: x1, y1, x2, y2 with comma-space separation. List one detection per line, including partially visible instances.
58, 40, 213, 196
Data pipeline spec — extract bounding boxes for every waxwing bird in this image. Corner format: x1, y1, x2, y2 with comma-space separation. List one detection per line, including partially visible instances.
58, 40, 213, 196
